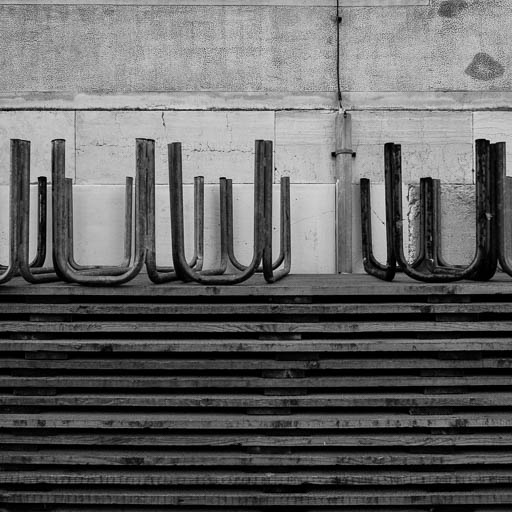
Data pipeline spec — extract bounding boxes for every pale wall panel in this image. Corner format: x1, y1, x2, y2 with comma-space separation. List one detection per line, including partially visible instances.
473, 112, 512, 172
0, 111, 75, 185
75, 111, 274, 184
0, 5, 335, 94
67, 184, 336, 274
275, 110, 473, 184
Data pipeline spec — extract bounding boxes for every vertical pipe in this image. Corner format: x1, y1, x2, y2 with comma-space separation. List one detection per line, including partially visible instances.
334, 112, 352, 273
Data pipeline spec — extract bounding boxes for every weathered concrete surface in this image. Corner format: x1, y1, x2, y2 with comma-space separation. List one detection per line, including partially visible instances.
75, 111, 274, 184
342, 0, 512, 92
275, 111, 473, 184
407, 183, 476, 266
0, 1, 510, 95
0, 5, 335, 93
0, 111, 75, 185
474, 111, 512, 168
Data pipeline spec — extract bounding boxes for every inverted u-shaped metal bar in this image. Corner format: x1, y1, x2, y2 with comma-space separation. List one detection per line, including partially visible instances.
141, 138, 205, 283
52, 139, 146, 286
360, 172, 396, 281
15, 139, 60, 283
226, 176, 287, 274
169, 140, 265, 285
0, 140, 22, 285
30, 176, 48, 268
494, 141, 512, 277
261, 140, 291, 283
390, 142, 486, 282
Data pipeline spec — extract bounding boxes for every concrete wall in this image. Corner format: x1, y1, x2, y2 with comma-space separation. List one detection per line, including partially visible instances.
0, 0, 511, 274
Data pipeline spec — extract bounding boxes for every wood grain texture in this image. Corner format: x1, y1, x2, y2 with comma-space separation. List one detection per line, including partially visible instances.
1, 277, 511, 509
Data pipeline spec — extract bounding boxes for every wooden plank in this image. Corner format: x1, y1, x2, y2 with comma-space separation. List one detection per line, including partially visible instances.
0, 432, 508, 447
2, 375, 511, 389
1, 320, 512, 333
2, 338, 511, 353
3, 412, 512, 430
2, 469, 512, 486
2, 450, 512, 467
2, 392, 512, 409
4, 357, 511, 371
5, 301, 512, 315
2, 273, 512, 297
1, 489, 511, 506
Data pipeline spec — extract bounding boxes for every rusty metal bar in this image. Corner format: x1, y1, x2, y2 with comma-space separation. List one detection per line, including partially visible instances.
261, 140, 290, 283
16, 139, 60, 283
470, 140, 498, 281
359, 177, 396, 281
28, 176, 47, 268
169, 140, 265, 285
226, 176, 285, 274
0, 140, 22, 284
495, 141, 512, 278
52, 138, 146, 286
390, 142, 485, 282
200, 177, 229, 276
143, 138, 178, 283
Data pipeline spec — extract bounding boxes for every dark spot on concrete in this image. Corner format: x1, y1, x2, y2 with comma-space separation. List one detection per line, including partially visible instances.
438, 0, 468, 17
465, 52, 505, 81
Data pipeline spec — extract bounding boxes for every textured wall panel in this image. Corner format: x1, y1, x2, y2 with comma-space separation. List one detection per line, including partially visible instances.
66, 183, 335, 274
342, 0, 512, 92
0, 5, 335, 94
275, 110, 473, 184
75, 111, 275, 184
0, 111, 75, 185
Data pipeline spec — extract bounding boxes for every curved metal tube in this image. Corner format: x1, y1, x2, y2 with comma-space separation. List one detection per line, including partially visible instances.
360, 166, 396, 281
390, 142, 485, 283
261, 141, 291, 283
16, 140, 60, 283
0, 140, 22, 285
169, 141, 264, 285
469, 140, 498, 281
226, 178, 285, 273
495, 141, 512, 277
200, 177, 228, 276
29, 176, 47, 268
52, 138, 146, 286
143, 139, 204, 283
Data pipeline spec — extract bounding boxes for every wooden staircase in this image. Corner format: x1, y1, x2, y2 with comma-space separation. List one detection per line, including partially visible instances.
1, 274, 512, 511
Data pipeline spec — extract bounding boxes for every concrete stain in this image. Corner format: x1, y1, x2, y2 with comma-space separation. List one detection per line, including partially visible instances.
438, 0, 468, 18
465, 52, 505, 81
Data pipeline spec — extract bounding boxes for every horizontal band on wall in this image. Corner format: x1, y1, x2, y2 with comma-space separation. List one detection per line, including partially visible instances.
1, 91, 512, 111
0, 1, 430, 6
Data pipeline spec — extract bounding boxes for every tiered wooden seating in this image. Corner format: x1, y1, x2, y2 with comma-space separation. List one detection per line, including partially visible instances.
1, 274, 512, 511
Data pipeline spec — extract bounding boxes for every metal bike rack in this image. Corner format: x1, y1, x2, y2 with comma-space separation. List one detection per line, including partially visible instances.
140, 138, 205, 284
52, 139, 146, 286
169, 140, 264, 284
361, 141, 491, 282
